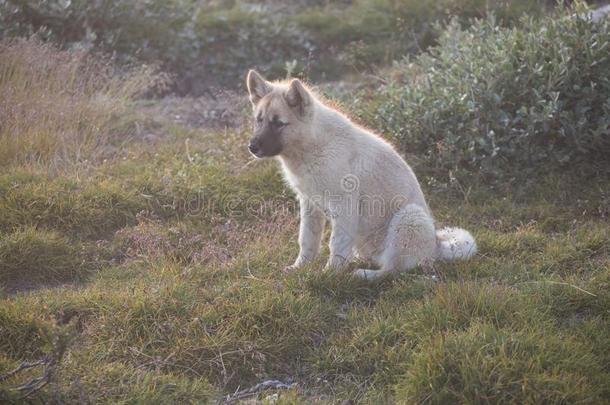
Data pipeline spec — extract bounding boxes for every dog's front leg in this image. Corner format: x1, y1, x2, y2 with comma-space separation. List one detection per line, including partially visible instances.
326, 209, 358, 271
285, 197, 326, 272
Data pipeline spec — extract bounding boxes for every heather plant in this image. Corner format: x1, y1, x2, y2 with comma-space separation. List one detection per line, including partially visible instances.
365, 10, 610, 181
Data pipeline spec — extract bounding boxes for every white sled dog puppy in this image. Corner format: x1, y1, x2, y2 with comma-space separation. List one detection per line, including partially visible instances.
245, 70, 477, 280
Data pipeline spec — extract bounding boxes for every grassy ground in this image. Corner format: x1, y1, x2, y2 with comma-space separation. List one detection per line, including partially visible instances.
1, 110, 609, 403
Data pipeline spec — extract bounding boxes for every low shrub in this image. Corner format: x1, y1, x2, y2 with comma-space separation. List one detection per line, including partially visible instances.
297, 0, 546, 71
366, 10, 610, 181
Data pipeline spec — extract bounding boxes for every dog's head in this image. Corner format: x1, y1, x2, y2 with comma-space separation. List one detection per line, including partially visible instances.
245, 70, 313, 158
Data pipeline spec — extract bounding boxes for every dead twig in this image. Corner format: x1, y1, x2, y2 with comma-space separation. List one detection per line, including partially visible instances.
225, 379, 296, 403
129, 347, 203, 378
0, 355, 58, 399
0, 357, 48, 383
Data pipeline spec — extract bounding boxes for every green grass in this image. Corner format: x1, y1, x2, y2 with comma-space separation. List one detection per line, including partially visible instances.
0, 227, 87, 291
1, 136, 608, 402
397, 322, 606, 404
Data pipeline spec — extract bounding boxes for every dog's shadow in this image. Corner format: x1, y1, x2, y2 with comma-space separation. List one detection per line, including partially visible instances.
285, 260, 438, 307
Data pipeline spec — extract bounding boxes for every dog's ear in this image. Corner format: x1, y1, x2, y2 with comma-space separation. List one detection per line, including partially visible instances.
284, 79, 311, 116
246, 70, 271, 105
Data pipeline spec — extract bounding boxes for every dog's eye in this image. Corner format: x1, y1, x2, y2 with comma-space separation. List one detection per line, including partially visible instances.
272, 118, 288, 128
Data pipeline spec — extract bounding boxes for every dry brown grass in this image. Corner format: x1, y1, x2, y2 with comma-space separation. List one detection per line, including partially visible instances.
0, 38, 159, 170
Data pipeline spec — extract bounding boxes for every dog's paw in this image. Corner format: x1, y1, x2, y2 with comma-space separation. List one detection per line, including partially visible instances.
352, 269, 370, 279
283, 265, 298, 274
352, 269, 381, 280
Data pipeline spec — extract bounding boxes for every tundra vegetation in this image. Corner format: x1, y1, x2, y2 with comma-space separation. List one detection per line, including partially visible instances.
1, 1, 609, 403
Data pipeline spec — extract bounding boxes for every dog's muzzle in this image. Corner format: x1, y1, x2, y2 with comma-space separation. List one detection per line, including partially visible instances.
248, 139, 262, 157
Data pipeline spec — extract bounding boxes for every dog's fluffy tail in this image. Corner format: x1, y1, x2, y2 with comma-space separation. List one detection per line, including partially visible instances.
436, 227, 477, 261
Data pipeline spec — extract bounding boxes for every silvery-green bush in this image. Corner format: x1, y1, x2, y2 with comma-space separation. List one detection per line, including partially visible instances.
371, 12, 610, 180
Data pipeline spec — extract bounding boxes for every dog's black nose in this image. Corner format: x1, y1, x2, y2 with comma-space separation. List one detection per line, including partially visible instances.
248, 140, 260, 154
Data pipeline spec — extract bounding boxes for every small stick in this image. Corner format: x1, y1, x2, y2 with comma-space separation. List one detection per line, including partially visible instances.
0, 358, 48, 383
225, 379, 295, 403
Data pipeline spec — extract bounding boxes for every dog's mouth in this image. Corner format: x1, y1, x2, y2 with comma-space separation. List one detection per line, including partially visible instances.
248, 143, 282, 159
250, 150, 265, 159
248, 145, 266, 158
